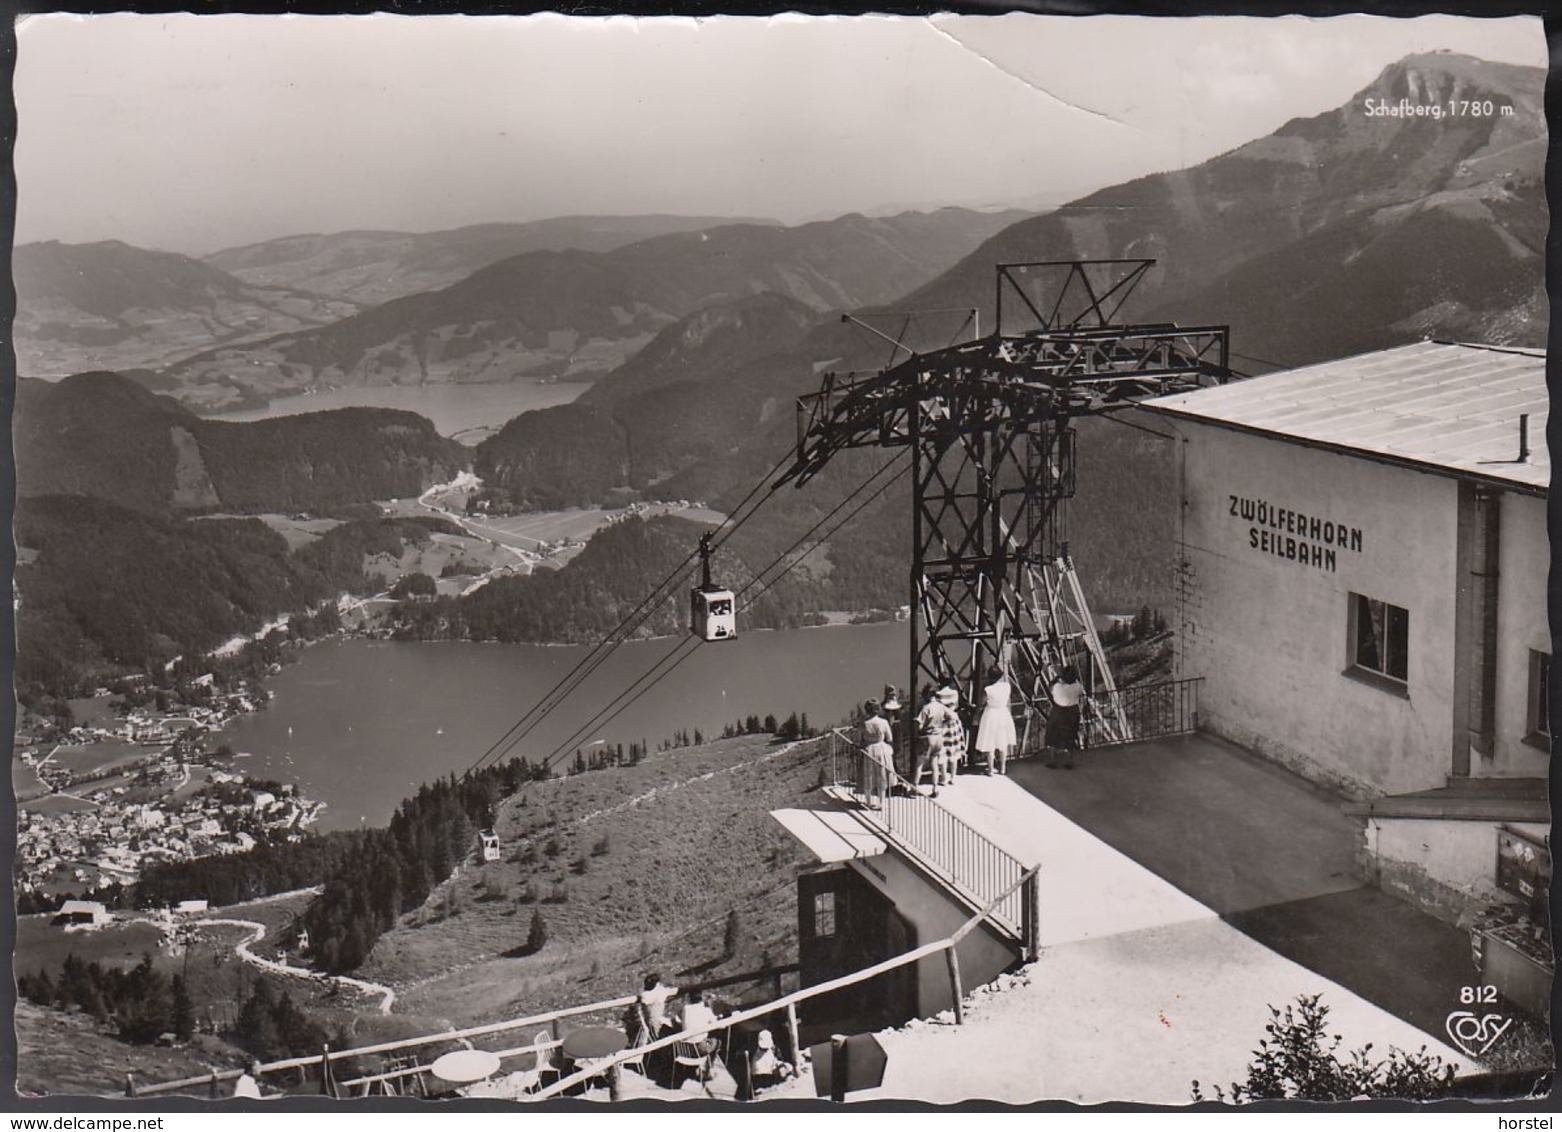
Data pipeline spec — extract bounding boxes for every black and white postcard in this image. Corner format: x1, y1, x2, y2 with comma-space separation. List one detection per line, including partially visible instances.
8, 8, 1553, 1111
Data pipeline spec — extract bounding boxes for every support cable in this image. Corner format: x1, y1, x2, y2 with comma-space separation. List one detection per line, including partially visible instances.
534, 451, 911, 773
459, 448, 796, 779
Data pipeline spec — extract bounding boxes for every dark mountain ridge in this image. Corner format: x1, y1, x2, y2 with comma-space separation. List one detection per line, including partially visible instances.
897, 53, 1544, 364
15, 372, 467, 518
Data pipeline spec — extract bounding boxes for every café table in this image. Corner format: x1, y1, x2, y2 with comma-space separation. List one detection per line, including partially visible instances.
559, 1026, 629, 1094
430, 1048, 502, 1087
561, 1026, 628, 1063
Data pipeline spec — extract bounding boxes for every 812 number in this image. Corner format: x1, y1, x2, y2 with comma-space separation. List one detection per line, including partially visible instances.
1459, 984, 1497, 1004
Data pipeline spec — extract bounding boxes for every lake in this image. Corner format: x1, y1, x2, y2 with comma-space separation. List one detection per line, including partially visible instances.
217, 624, 908, 831
204, 381, 590, 444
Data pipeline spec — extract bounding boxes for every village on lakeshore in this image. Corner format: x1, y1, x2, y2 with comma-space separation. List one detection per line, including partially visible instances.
13, 662, 325, 910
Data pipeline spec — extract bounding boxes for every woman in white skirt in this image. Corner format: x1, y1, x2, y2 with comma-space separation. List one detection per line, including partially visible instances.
860, 699, 895, 809
974, 665, 1017, 775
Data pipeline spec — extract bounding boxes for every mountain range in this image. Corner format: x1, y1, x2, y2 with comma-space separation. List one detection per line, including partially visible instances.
18, 209, 1028, 410
13, 240, 360, 378
899, 52, 1545, 369
12, 52, 1546, 703
201, 215, 781, 305
467, 51, 1547, 619
158, 208, 1028, 410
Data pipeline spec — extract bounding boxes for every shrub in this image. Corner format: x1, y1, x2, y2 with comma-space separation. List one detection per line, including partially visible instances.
1191, 994, 1456, 1102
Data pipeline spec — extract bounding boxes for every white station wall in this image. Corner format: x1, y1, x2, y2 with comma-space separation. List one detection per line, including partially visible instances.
1172, 422, 1460, 798
1492, 491, 1550, 778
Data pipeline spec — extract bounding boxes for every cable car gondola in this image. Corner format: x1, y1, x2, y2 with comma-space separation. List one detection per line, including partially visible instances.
690, 533, 736, 642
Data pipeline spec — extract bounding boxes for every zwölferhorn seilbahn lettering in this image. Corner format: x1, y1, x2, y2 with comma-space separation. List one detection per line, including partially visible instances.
1228, 494, 1362, 573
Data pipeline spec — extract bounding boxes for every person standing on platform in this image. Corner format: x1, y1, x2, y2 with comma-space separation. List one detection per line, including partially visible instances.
937, 686, 966, 781
881, 685, 906, 783
974, 665, 1017, 775
1044, 665, 1086, 769
915, 685, 949, 793
859, 699, 894, 809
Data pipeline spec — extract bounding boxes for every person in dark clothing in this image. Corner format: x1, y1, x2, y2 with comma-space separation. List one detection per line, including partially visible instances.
1044, 665, 1085, 769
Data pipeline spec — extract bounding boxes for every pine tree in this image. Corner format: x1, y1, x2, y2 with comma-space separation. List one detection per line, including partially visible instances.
722, 908, 742, 960
526, 909, 548, 954
172, 974, 194, 1041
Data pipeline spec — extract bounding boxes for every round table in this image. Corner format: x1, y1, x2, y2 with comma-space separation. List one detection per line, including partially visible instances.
560, 1026, 628, 1062
430, 1048, 502, 1085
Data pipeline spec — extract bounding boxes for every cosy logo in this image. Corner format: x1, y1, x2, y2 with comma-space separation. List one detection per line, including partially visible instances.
1443, 1010, 1513, 1058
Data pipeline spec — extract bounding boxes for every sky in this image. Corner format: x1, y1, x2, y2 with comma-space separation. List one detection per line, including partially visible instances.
13, 11, 1548, 256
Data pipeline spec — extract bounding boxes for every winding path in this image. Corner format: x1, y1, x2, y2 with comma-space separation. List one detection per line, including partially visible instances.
199, 916, 398, 1015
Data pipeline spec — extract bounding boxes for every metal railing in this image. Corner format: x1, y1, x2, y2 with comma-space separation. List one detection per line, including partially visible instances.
526, 863, 1040, 1102
824, 730, 1028, 937
1084, 676, 1201, 748
126, 992, 641, 1099
128, 960, 807, 1100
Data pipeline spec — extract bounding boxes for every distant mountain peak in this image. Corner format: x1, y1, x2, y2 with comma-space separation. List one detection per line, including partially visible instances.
1360, 50, 1541, 103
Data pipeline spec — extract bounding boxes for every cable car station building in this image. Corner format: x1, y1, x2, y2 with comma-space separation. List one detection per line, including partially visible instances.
1142, 340, 1550, 927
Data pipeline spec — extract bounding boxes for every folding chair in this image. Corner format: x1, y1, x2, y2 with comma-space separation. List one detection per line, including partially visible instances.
671, 1038, 714, 1087
529, 1030, 560, 1093
620, 1004, 653, 1077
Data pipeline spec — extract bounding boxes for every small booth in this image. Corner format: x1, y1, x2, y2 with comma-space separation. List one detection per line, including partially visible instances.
1471, 826, 1551, 1020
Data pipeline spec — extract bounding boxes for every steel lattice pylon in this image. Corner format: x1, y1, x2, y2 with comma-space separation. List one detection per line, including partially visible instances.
777, 260, 1231, 760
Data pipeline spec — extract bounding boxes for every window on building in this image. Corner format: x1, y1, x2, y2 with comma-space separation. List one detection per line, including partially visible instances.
1527, 650, 1550, 747
1350, 593, 1409, 684
813, 891, 836, 938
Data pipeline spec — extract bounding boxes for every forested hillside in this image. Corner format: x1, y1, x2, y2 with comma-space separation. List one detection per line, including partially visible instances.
384, 510, 895, 646
16, 372, 467, 517
13, 494, 457, 705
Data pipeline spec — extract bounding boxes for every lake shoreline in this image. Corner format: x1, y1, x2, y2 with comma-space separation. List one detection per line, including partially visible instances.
216, 622, 911, 832
201, 378, 594, 442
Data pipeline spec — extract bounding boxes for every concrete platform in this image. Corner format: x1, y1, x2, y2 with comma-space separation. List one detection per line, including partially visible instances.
930, 774, 1215, 945
997, 733, 1481, 1039
1008, 732, 1362, 915
836, 916, 1467, 1105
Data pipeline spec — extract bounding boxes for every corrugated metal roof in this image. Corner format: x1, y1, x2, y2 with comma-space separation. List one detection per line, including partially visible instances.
1141, 340, 1548, 493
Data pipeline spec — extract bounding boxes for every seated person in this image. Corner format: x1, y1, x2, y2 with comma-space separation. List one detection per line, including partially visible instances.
232, 1061, 263, 1099
677, 990, 720, 1056
630, 972, 677, 1041
748, 1029, 793, 1084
